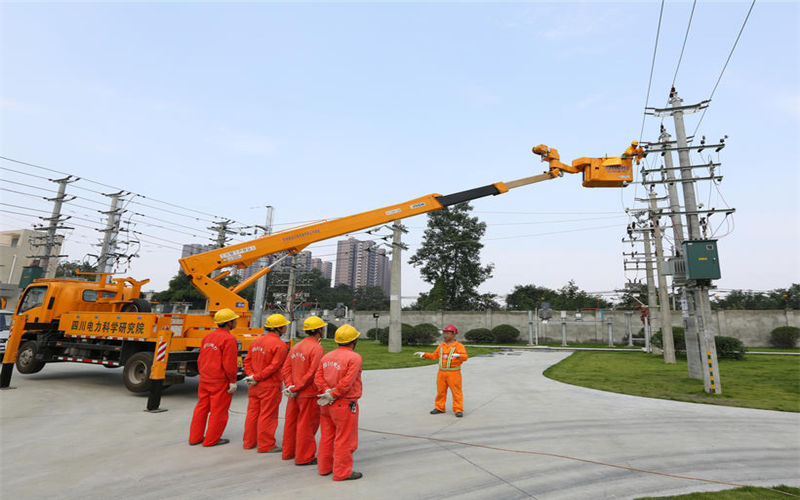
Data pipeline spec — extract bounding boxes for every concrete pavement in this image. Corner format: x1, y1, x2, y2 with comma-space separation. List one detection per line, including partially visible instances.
1, 350, 798, 499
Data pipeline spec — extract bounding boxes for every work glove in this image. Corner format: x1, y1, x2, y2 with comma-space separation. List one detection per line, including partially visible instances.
227, 382, 238, 394
317, 389, 334, 406
243, 375, 257, 386
413, 352, 425, 358
283, 385, 296, 398
451, 353, 461, 358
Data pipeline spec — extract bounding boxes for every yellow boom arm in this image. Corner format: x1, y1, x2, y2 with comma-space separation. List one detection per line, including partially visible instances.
181, 143, 638, 318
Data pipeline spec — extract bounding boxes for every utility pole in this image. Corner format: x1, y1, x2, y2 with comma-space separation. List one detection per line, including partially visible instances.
388, 221, 407, 354
97, 191, 125, 275
646, 191, 676, 364
286, 254, 298, 342
251, 206, 274, 329
209, 219, 234, 249
31, 176, 76, 278
645, 88, 733, 394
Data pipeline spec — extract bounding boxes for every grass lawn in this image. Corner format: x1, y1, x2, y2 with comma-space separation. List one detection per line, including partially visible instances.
543, 351, 800, 412
318, 339, 498, 370
745, 347, 800, 353
463, 342, 642, 349
636, 484, 800, 499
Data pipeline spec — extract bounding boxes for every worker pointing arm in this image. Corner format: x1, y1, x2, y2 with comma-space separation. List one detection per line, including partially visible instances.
413, 324, 467, 418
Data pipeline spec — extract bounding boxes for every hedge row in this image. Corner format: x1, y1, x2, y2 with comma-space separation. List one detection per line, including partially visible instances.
464, 324, 521, 344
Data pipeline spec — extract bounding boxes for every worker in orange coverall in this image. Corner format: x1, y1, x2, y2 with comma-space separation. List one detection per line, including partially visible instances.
241, 313, 289, 453
189, 308, 240, 447
314, 324, 363, 481
280, 315, 326, 465
414, 324, 468, 417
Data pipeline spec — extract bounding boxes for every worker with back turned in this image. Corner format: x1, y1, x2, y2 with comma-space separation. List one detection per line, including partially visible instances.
189, 308, 240, 446
314, 324, 363, 481
281, 315, 326, 466
242, 313, 289, 453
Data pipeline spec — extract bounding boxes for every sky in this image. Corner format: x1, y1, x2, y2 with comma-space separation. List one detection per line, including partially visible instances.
1, 0, 798, 305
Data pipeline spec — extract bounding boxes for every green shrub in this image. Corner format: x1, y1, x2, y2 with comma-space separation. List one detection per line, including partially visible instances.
408, 323, 438, 345
492, 324, 520, 343
367, 327, 387, 340
651, 327, 686, 351
378, 323, 416, 345
769, 326, 800, 349
714, 335, 746, 360
465, 328, 494, 344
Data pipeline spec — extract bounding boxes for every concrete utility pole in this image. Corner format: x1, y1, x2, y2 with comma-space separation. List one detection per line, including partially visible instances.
32, 176, 76, 278
97, 191, 125, 275
286, 254, 298, 342
646, 88, 730, 393
671, 90, 721, 392
251, 206, 274, 329
388, 222, 407, 354
647, 192, 676, 364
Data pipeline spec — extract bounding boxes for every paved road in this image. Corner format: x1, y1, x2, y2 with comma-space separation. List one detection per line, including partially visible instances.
1, 351, 798, 499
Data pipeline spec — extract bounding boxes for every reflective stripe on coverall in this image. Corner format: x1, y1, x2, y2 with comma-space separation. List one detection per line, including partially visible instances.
314, 345, 362, 480
243, 331, 288, 451
281, 336, 324, 463
189, 328, 238, 446
423, 341, 468, 413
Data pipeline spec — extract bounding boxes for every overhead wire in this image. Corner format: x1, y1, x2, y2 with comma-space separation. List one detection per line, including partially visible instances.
691, 0, 757, 138
638, 0, 665, 143
671, 0, 697, 89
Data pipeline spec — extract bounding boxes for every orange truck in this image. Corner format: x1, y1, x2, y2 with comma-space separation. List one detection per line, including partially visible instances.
0, 142, 643, 410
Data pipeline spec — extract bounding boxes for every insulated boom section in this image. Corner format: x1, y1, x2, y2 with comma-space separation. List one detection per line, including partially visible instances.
435, 183, 506, 207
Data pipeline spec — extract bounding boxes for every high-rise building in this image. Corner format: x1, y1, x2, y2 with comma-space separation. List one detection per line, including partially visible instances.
334, 238, 390, 296
181, 243, 214, 260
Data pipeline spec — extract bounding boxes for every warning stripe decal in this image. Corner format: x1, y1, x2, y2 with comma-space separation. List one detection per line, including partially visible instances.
156, 342, 168, 362
56, 356, 120, 367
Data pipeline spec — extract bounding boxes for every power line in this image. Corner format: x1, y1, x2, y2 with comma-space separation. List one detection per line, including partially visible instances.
692, 0, 757, 138
671, 0, 697, 88
639, 0, 666, 142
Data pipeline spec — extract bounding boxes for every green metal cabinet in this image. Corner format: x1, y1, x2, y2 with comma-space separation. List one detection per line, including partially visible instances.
682, 240, 720, 280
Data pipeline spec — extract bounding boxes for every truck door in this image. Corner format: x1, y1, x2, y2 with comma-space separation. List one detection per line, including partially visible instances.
16, 285, 50, 328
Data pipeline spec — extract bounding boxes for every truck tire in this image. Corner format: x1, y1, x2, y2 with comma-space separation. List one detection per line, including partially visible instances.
123, 351, 153, 393
16, 341, 46, 374
121, 298, 152, 313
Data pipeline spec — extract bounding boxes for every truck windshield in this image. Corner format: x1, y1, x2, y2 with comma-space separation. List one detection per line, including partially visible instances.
18, 286, 48, 313
0, 312, 10, 331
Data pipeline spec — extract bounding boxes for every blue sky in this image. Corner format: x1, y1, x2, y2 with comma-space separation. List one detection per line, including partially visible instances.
1, 1, 798, 302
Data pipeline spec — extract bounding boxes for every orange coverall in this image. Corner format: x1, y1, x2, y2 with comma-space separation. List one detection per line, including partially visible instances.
423, 340, 468, 413
243, 331, 288, 451
280, 336, 324, 464
314, 345, 362, 481
189, 327, 238, 446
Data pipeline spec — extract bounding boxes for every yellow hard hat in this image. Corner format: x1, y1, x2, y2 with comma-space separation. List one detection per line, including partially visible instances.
213, 308, 239, 324
265, 313, 290, 329
334, 324, 361, 344
303, 316, 327, 331
631, 140, 639, 146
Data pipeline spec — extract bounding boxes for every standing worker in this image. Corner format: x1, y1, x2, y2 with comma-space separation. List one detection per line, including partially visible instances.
414, 324, 468, 417
314, 324, 363, 481
280, 315, 326, 466
242, 313, 290, 453
189, 308, 240, 447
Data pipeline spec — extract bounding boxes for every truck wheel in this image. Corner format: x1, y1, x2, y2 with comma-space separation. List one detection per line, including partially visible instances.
121, 298, 152, 313
16, 341, 46, 374
123, 351, 153, 393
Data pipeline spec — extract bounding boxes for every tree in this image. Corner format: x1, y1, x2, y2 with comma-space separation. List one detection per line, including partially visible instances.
353, 286, 389, 310
711, 284, 799, 310
505, 280, 612, 311
409, 202, 493, 310
152, 270, 252, 309
56, 260, 97, 278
